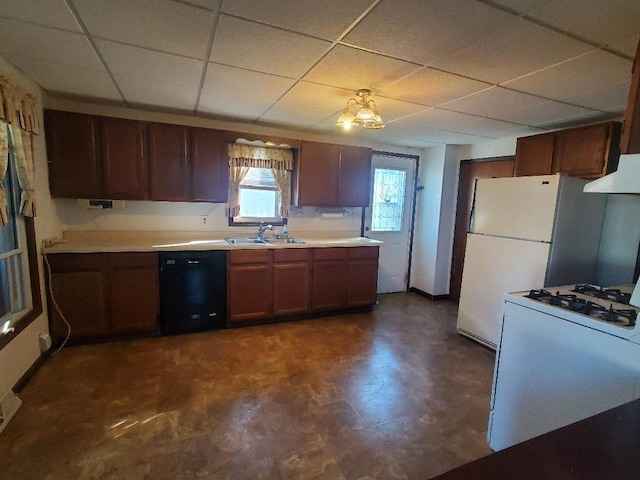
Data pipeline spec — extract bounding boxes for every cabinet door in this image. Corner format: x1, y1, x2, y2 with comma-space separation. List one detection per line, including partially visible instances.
338, 146, 372, 206
190, 128, 228, 202
347, 258, 378, 307
296, 141, 340, 206
228, 264, 273, 323
148, 123, 188, 201
514, 133, 554, 177
312, 260, 347, 311
45, 110, 102, 198
47, 253, 108, 343
102, 117, 147, 200
552, 123, 611, 178
108, 253, 159, 333
273, 262, 310, 316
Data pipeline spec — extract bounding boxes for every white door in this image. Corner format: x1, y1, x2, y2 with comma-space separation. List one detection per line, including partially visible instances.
365, 154, 416, 294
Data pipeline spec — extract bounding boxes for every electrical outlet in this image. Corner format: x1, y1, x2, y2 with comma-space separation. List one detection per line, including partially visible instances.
200, 215, 209, 225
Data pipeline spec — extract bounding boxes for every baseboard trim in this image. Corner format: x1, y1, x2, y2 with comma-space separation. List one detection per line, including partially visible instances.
409, 287, 449, 301
13, 353, 47, 394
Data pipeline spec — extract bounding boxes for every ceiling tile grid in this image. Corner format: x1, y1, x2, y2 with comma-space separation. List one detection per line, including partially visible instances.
0, 0, 637, 147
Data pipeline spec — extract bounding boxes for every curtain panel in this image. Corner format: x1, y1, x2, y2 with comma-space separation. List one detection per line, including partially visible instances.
227, 143, 293, 218
0, 77, 39, 225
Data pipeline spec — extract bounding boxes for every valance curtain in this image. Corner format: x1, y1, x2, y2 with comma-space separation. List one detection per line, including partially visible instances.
227, 143, 293, 218
0, 77, 40, 225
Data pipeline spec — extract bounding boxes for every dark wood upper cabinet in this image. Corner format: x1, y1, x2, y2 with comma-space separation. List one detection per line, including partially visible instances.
148, 123, 189, 201
295, 141, 372, 207
514, 121, 621, 179
296, 141, 340, 206
514, 133, 554, 177
621, 38, 640, 154
338, 145, 372, 207
45, 110, 102, 199
552, 123, 620, 178
101, 117, 147, 200
190, 127, 228, 203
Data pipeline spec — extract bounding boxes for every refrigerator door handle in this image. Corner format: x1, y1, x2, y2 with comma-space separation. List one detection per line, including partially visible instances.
468, 178, 480, 233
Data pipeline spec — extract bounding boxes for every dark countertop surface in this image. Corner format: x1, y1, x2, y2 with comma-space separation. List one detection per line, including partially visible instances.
432, 397, 640, 480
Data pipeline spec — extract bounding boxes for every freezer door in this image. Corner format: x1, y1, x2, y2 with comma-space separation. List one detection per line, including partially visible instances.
471, 175, 559, 242
457, 234, 551, 348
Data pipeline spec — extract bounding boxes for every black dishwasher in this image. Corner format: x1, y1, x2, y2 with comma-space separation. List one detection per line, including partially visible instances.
159, 251, 227, 335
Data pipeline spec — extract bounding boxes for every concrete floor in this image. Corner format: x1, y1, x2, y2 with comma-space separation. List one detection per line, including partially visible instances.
0, 293, 495, 479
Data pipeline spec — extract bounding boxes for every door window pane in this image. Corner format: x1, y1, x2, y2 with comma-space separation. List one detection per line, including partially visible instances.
371, 168, 407, 232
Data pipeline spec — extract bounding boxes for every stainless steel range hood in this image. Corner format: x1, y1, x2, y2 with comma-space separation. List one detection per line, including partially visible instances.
583, 154, 640, 194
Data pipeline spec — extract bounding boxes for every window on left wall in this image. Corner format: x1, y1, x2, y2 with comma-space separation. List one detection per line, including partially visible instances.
0, 133, 40, 351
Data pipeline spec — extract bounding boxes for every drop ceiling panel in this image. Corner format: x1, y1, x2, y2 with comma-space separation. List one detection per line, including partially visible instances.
432, 19, 592, 84
486, 0, 553, 15
526, 0, 640, 45
303, 45, 420, 91
95, 40, 203, 88
561, 81, 631, 113
380, 68, 491, 107
9, 56, 122, 102
441, 87, 545, 118
268, 82, 354, 112
342, 0, 516, 65
115, 75, 199, 111
535, 111, 618, 130
259, 104, 335, 130
180, 0, 219, 9
220, 0, 374, 40
502, 50, 633, 100
0, 19, 103, 69
374, 97, 431, 122
607, 34, 640, 58
409, 108, 489, 131
0, 0, 81, 32
73, 0, 213, 59
210, 15, 331, 78
198, 63, 296, 120
502, 100, 598, 126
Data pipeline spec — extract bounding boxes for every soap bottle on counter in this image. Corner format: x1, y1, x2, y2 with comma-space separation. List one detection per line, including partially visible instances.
281, 224, 289, 238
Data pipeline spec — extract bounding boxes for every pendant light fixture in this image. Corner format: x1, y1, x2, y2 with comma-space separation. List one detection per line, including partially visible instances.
335, 89, 385, 131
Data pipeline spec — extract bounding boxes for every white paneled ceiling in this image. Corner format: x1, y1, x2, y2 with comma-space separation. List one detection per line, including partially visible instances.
0, 0, 638, 147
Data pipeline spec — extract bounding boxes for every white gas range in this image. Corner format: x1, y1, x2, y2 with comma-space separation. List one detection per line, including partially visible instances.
487, 283, 640, 451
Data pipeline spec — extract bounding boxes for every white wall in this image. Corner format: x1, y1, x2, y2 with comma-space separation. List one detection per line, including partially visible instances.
0, 56, 62, 395
409, 145, 460, 296
595, 195, 640, 286
455, 137, 517, 161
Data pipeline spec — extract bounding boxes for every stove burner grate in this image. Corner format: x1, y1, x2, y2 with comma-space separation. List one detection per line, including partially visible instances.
525, 289, 637, 328
571, 284, 632, 305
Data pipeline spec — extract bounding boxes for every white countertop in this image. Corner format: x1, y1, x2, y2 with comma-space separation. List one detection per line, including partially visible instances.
43, 230, 382, 254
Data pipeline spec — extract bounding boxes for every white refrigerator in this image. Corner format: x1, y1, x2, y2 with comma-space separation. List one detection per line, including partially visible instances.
456, 174, 607, 349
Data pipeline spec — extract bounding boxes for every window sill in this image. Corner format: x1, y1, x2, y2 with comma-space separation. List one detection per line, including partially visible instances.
228, 217, 287, 227
0, 305, 43, 351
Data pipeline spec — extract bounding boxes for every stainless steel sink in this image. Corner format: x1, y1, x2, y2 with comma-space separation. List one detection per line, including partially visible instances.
265, 238, 305, 244
225, 237, 268, 245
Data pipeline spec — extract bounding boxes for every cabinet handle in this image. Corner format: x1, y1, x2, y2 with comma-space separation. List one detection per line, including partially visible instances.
187, 260, 200, 264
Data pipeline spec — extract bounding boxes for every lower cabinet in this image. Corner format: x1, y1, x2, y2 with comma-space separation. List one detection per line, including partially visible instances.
228, 246, 379, 325
47, 252, 159, 344
311, 248, 348, 311
347, 247, 379, 307
273, 249, 311, 316
227, 250, 273, 324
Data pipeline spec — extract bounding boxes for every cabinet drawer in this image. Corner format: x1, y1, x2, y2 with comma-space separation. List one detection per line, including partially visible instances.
108, 252, 158, 268
313, 248, 348, 261
349, 246, 379, 259
229, 249, 272, 265
273, 248, 310, 263
46, 253, 106, 272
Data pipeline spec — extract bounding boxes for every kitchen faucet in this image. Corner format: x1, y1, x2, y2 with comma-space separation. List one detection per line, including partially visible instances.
256, 222, 274, 240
